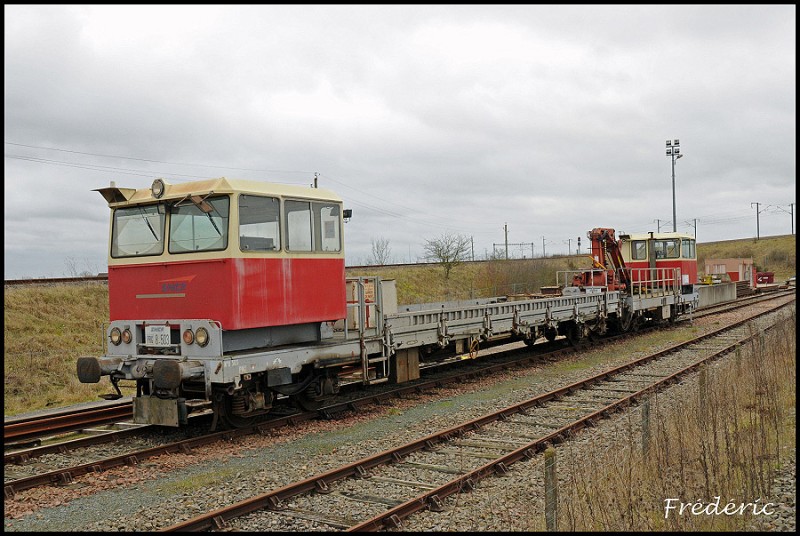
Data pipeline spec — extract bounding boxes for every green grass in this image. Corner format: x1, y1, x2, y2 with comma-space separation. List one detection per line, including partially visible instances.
158, 467, 240, 493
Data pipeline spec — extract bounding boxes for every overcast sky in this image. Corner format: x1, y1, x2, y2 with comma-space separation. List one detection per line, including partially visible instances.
4, 4, 796, 279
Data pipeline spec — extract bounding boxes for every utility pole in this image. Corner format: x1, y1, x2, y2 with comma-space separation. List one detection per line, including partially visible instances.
504, 223, 509, 260
564, 238, 571, 256
751, 202, 766, 240
542, 236, 547, 258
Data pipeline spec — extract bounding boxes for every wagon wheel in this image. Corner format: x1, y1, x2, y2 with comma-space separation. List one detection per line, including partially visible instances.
588, 317, 606, 341
618, 307, 635, 332
565, 323, 586, 347
544, 326, 558, 342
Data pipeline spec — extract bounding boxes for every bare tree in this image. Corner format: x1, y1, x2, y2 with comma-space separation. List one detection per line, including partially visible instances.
370, 237, 393, 265
63, 256, 100, 277
64, 256, 80, 277
423, 233, 471, 279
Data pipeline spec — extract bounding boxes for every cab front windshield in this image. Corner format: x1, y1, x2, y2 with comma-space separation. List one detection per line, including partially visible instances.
110, 196, 230, 258
168, 196, 229, 253
111, 205, 165, 257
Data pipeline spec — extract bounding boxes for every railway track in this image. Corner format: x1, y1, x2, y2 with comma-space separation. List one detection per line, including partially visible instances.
161, 298, 795, 532
1, 330, 604, 498
3, 292, 793, 512
3, 400, 136, 444
3, 275, 109, 287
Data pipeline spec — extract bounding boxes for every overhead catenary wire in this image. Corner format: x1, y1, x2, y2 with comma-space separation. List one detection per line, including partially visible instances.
5, 141, 505, 236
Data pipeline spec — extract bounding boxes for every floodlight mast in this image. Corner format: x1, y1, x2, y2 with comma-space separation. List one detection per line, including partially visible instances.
665, 139, 683, 233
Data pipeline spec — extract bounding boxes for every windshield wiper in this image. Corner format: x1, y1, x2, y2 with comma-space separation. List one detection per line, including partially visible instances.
139, 207, 159, 240
205, 211, 222, 236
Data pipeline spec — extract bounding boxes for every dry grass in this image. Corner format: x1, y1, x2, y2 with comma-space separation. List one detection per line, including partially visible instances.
348, 257, 579, 304
3, 283, 121, 415
549, 311, 796, 531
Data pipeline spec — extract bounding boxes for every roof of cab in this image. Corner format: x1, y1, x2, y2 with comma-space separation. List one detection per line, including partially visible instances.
95, 177, 343, 206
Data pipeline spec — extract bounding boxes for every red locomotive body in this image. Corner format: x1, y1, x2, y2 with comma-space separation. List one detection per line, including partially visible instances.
108, 257, 345, 330
98, 177, 347, 350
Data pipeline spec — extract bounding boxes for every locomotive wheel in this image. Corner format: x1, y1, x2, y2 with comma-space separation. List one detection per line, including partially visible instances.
222, 411, 260, 429
291, 393, 331, 412
292, 375, 339, 412
213, 392, 262, 429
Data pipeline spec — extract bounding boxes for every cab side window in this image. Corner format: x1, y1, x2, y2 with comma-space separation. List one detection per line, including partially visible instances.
631, 240, 647, 260
285, 200, 313, 251
314, 202, 341, 252
239, 195, 280, 251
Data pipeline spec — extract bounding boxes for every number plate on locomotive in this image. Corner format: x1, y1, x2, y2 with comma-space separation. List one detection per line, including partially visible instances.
145, 325, 171, 347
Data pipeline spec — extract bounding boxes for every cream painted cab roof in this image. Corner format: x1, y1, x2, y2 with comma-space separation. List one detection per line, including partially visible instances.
96, 177, 343, 207
619, 231, 694, 241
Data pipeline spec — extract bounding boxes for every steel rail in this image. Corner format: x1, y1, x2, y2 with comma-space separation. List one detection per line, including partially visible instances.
4, 401, 133, 442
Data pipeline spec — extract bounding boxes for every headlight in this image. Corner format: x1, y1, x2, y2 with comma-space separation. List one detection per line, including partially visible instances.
110, 327, 122, 346
151, 178, 166, 198
182, 329, 194, 345
121, 329, 133, 344
195, 327, 209, 347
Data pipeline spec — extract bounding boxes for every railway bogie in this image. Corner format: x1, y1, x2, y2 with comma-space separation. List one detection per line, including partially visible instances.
78, 178, 700, 428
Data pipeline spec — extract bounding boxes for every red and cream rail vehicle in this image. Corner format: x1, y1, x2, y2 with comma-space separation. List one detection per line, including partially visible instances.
619, 231, 698, 287
577, 228, 698, 289
79, 177, 350, 427
78, 177, 699, 429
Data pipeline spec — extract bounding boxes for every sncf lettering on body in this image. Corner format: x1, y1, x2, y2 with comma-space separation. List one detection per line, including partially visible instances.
162, 282, 187, 293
